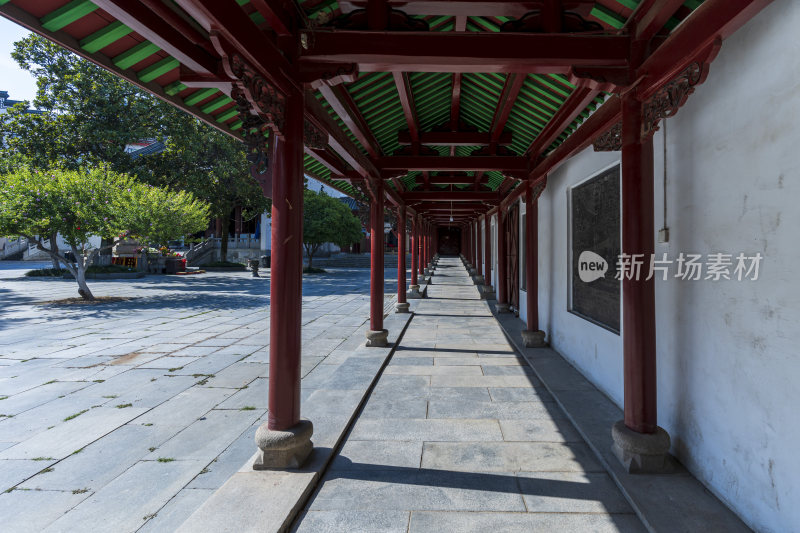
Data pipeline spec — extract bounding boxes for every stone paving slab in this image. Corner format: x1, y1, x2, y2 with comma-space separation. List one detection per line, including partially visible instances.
493, 298, 752, 533
176, 310, 414, 533
292, 510, 410, 533
407, 511, 648, 533
0, 262, 405, 531
296, 257, 645, 532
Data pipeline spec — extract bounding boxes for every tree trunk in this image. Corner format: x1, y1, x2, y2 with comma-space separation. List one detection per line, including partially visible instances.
220, 220, 229, 263
307, 249, 313, 269
71, 245, 95, 301
49, 232, 60, 269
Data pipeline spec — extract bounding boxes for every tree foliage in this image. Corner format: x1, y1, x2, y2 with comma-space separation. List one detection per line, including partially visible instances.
0, 168, 209, 300
0, 35, 269, 264
0, 35, 165, 172
303, 189, 363, 268
132, 109, 270, 261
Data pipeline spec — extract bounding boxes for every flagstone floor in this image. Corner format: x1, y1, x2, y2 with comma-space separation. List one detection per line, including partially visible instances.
0, 261, 397, 532
294, 257, 646, 532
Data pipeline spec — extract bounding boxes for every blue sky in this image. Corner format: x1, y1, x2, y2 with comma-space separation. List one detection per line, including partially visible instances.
0, 17, 36, 102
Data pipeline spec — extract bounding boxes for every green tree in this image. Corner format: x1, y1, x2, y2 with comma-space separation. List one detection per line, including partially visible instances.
303, 189, 363, 269
0, 168, 209, 300
134, 110, 270, 261
0, 35, 164, 172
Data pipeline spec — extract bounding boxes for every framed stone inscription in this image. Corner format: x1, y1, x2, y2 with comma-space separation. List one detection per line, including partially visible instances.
568, 164, 621, 333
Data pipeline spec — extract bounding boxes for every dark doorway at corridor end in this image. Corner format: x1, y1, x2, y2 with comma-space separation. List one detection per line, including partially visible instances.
438, 227, 461, 255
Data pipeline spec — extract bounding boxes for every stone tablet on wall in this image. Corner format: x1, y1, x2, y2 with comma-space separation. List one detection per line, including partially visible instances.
569, 165, 621, 333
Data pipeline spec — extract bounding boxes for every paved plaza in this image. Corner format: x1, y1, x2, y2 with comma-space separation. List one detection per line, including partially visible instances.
0, 262, 396, 532
294, 257, 645, 532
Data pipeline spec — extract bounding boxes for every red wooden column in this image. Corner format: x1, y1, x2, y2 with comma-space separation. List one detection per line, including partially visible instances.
611, 94, 671, 474
418, 217, 425, 278
396, 205, 409, 312
422, 223, 429, 273
255, 88, 312, 470
408, 216, 422, 298
476, 220, 482, 277
496, 207, 509, 312
464, 224, 472, 264
367, 180, 388, 346
522, 184, 546, 347
484, 214, 492, 293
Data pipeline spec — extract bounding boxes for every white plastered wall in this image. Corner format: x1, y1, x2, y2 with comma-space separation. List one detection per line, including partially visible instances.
508, 2, 800, 530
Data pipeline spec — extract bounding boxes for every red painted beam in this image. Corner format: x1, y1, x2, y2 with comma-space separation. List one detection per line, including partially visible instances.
401, 191, 499, 202
425, 175, 490, 185
525, 86, 601, 157
338, 0, 594, 17
637, 0, 774, 100
411, 202, 490, 210
249, 0, 295, 37
631, 0, 686, 42
93, 0, 218, 74
174, 0, 296, 94
529, 95, 622, 179
318, 84, 382, 158
398, 131, 512, 146
300, 31, 632, 73
450, 72, 462, 133
379, 156, 529, 172
394, 72, 419, 143
304, 91, 380, 179
304, 146, 347, 178
490, 74, 525, 143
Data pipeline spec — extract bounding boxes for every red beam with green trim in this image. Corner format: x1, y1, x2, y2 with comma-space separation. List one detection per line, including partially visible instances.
300, 31, 631, 73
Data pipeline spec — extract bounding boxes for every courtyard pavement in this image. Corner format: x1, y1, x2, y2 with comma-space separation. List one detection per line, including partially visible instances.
294, 257, 647, 532
0, 261, 398, 532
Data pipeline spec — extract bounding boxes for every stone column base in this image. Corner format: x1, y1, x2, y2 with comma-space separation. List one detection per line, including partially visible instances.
424, 268, 431, 277
407, 285, 423, 299
611, 420, 675, 474
480, 285, 495, 300
253, 419, 313, 470
395, 302, 410, 313
496, 302, 511, 313
366, 329, 389, 347
521, 329, 547, 347
468, 268, 476, 276
472, 275, 484, 285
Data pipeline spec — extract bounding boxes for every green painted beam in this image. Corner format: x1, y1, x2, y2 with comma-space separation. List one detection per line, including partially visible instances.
201, 95, 233, 114
184, 88, 218, 107
113, 41, 160, 70
0, 0, 13, 5
164, 81, 187, 96
231, 120, 243, 130
615, 0, 640, 9
137, 57, 179, 83
79, 21, 132, 54
41, 0, 98, 32
590, 5, 627, 28
215, 108, 239, 123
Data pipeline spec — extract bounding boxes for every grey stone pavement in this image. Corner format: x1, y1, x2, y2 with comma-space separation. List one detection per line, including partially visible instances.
294, 257, 647, 533
0, 261, 398, 532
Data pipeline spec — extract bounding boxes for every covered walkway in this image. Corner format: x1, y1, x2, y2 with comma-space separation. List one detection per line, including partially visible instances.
295, 257, 644, 532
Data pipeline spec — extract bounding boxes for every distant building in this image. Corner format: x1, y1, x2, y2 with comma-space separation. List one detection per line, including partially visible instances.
0, 90, 42, 115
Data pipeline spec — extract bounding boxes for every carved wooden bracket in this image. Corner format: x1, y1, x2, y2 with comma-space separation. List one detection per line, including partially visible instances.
225, 53, 286, 137
593, 122, 621, 152
641, 62, 704, 139
531, 177, 547, 201
303, 119, 327, 149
